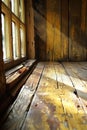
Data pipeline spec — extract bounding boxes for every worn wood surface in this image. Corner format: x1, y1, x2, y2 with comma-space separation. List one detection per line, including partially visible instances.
6, 60, 36, 89
69, 0, 87, 61
0, 62, 87, 130
32, 0, 87, 61
25, 0, 35, 59
0, 63, 44, 130
33, 0, 47, 60
47, 0, 62, 61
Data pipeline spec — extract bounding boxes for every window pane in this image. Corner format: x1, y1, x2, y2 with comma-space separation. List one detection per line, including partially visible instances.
20, 28, 26, 57
19, 0, 25, 23
1, 13, 6, 60
12, 22, 19, 59
12, 22, 16, 59
19, 0, 22, 19
11, 0, 15, 13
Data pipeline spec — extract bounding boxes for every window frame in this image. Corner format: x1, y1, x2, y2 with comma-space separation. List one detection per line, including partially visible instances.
1, 3, 13, 61
1, 0, 26, 70
2, 0, 10, 7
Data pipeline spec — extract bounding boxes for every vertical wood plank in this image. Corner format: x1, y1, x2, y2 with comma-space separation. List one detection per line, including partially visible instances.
33, 0, 47, 60
61, 0, 69, 60
25, 0, 35, 59
69, 0, 87, 61
47, 0, 61, 61
81, 0, 87, 32
81, 0, 87, 60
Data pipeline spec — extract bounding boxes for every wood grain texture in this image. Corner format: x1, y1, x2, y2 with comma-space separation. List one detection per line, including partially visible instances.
61, 0, 69, 60
25, 0, 35, 59
0, 63, 44, 130
31, 0, 87, 61
21, 62, 87, 130
6, 60, 36, 89
69, 0, 87, 61
0, 62, 87, 129
33, 0, 47, 60
47, 0, 61, 61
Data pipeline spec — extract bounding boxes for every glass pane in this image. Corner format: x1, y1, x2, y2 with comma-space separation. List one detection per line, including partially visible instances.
12, 22, 16, 59
1, 13, 6, 60
19, 0, 21, 18
11, 0, 15, 13
20, 28, 26, 57
19, 0, 25, 23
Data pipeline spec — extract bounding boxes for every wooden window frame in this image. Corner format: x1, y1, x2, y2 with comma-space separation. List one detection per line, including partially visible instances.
2, 0, 10, 7
1, 3, 13, 62
1, 0, 26, 70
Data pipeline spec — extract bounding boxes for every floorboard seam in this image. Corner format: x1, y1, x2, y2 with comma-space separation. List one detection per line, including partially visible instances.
20, 64, 45, 129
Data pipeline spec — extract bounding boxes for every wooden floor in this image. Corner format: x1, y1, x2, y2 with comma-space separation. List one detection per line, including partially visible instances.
0, 62, 87, 130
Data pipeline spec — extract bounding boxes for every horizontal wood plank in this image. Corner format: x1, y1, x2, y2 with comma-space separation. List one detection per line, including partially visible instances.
0, 62, 87, 130
0, 63, 44, 130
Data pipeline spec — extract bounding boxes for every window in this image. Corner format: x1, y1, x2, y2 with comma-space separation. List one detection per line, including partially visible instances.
1, 12, 12, 61
2, 0, 9, 7
20, 27, 26, 57
1, 0, 26, 63
10, 0, 25, 20
12, 21, 20, 59
19, 0, 22, 19
10, 0, 15, 13
1, 13, 6, 60
12, 22, 16, 59
19, 0, 25, 23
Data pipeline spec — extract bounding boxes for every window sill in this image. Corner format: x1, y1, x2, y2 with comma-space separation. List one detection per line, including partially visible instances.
4, 57, 27, 71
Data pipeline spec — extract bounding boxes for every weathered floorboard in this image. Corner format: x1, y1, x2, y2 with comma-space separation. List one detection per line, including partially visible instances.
55, 63, 87, 129
0, 62, 87, 130
22, 62, 87, 130
63, 62, 87, 112
0, 63, 44, 130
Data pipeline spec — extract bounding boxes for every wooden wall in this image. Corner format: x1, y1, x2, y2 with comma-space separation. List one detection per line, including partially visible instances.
0, 0, 6, 99
69, 0, 87, 61
25, 0, 35, 59
33, 0, 47, 60
31, 0, 87, 61
46, 0, 69, 61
